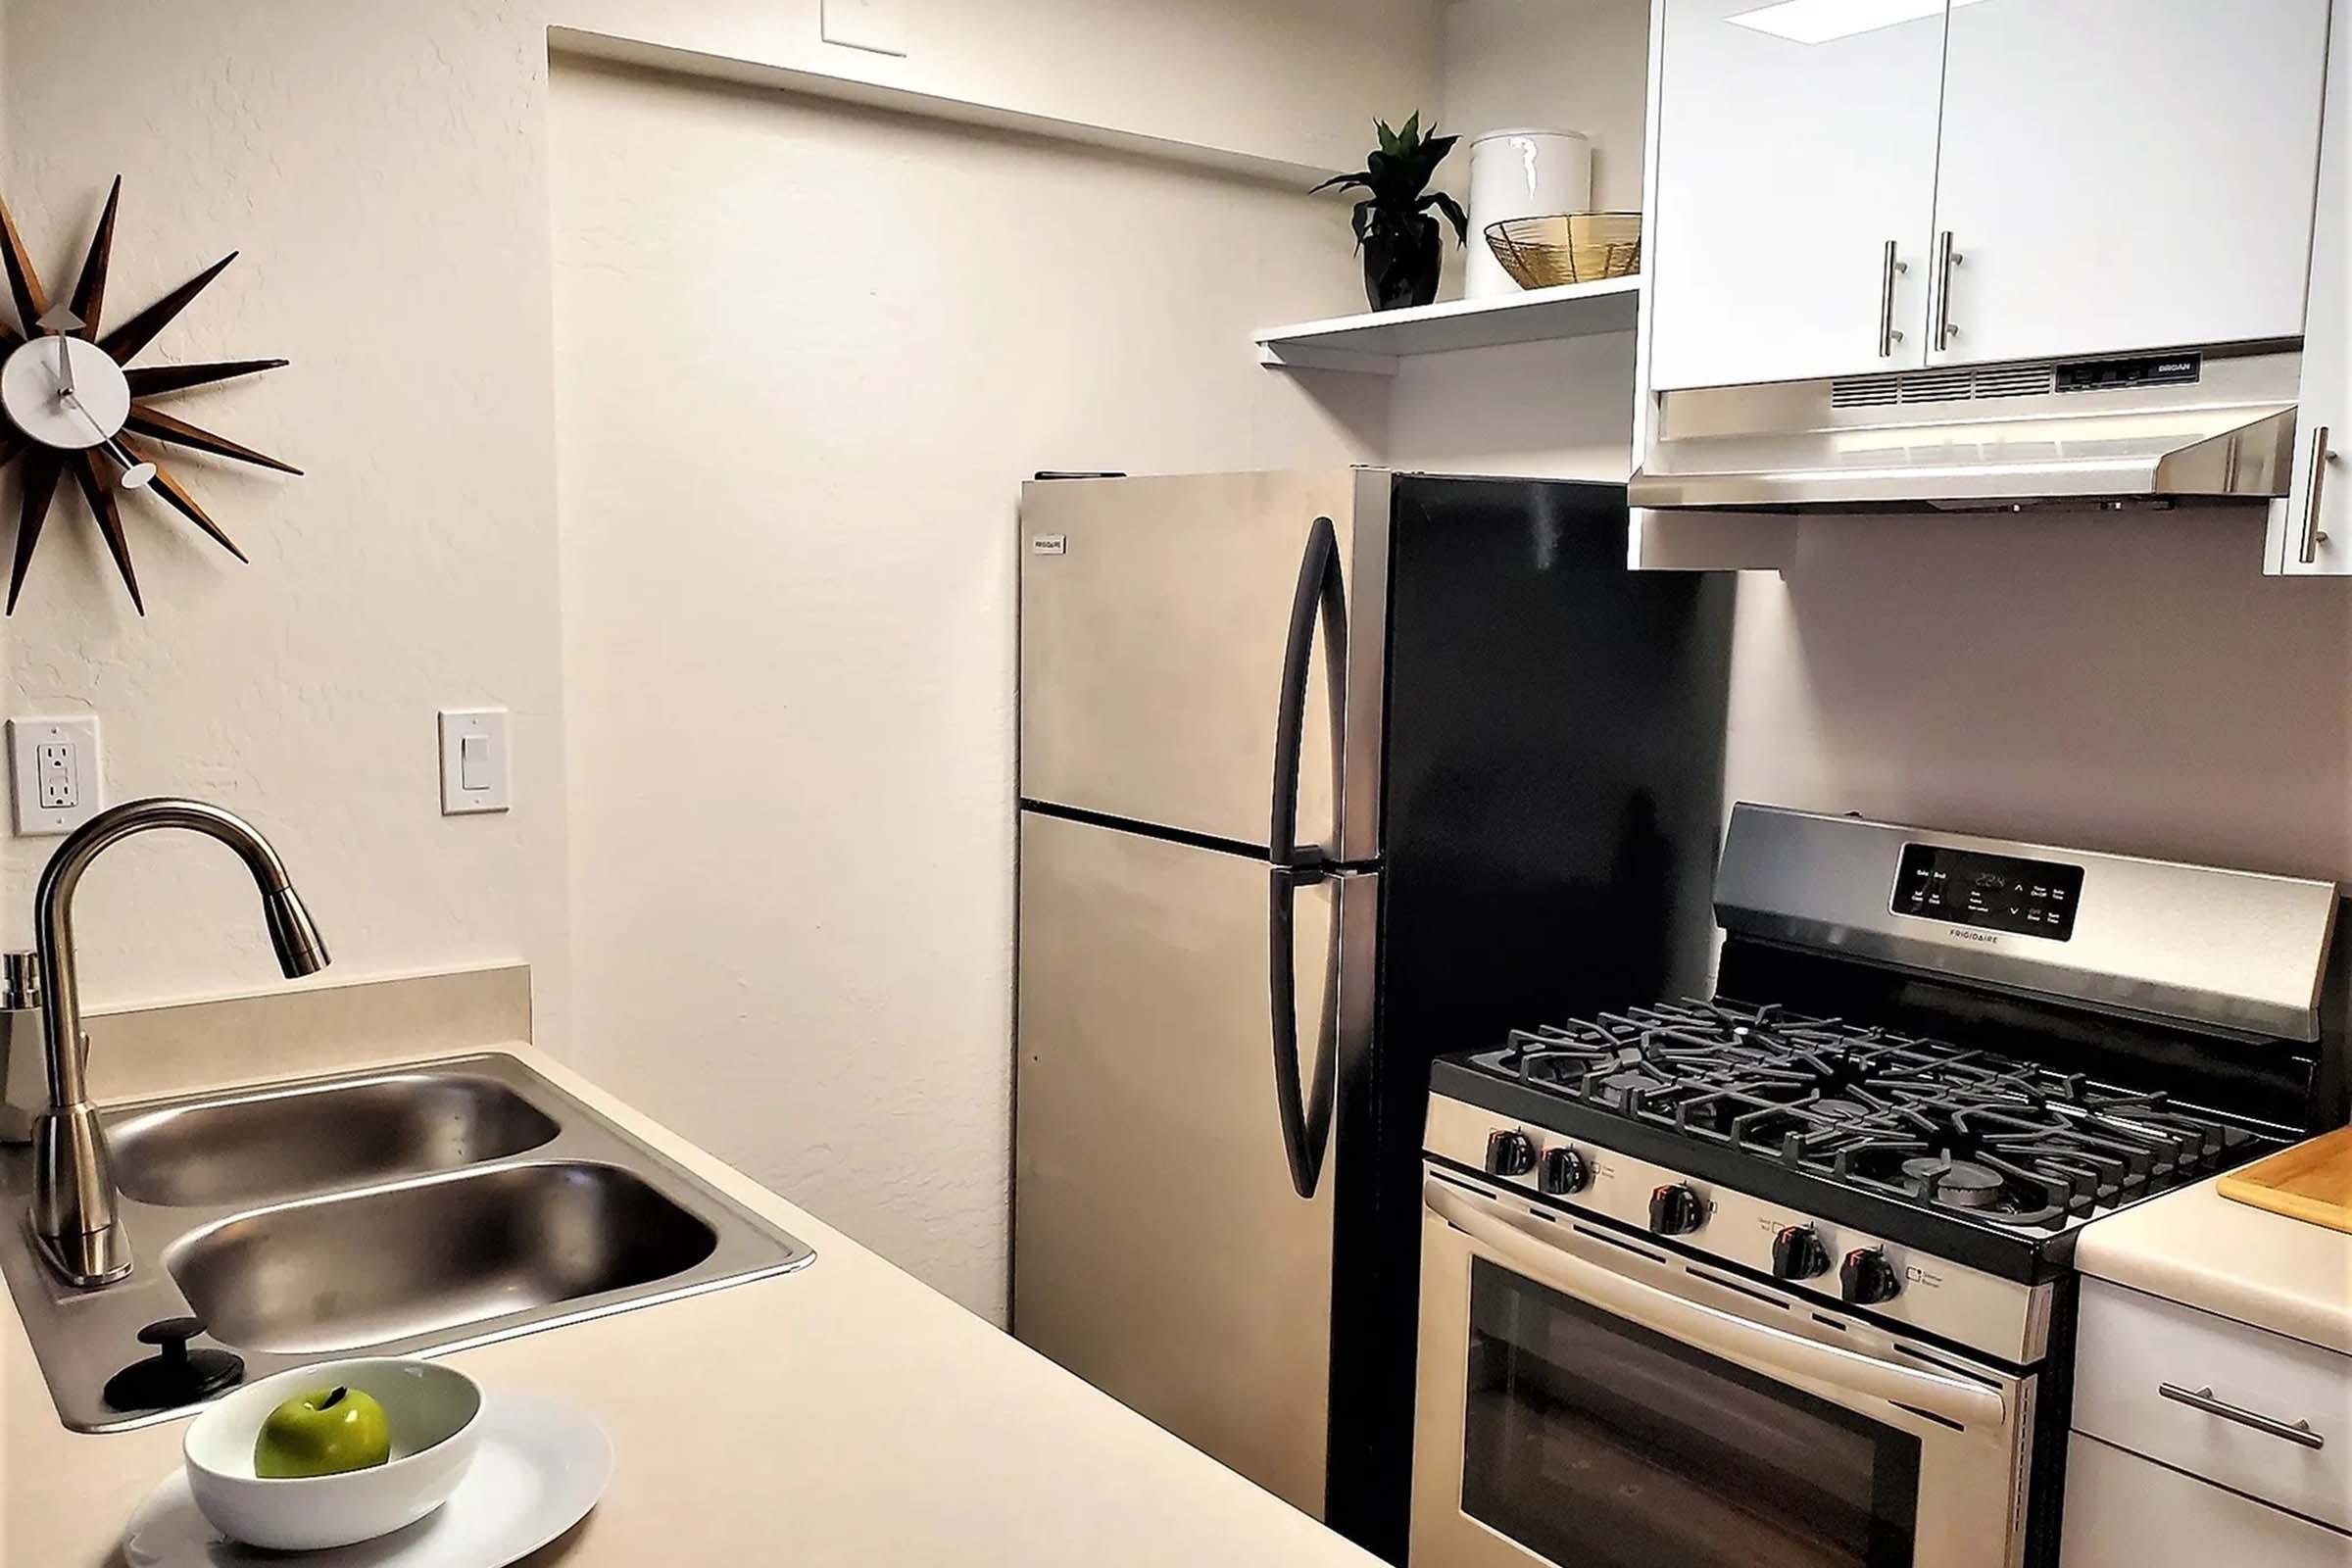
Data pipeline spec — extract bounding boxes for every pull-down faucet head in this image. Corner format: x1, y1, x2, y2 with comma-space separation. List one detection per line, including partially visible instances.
263, 887, 330, 979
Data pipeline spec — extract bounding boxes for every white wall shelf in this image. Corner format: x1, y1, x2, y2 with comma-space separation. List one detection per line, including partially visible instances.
1253, 275, 1642, 375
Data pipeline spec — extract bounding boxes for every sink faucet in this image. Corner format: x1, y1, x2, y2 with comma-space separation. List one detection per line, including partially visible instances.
29, 799, 329, 1288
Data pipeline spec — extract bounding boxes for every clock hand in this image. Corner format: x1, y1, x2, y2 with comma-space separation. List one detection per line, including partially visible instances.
58, 389, 156, 490
57, 387, 105, 440
34, 306, 84, 400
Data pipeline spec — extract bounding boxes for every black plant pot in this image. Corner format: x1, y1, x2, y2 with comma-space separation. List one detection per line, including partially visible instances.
1362, 216, 1442, 311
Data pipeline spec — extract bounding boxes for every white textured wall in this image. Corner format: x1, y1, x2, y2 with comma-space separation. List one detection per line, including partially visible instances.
1387, 331, 1640, 479
1724, 513, 2352, 881
0, 2, 573, 1019
549, 56, 1390, 1320
1443, 0, 1651, 211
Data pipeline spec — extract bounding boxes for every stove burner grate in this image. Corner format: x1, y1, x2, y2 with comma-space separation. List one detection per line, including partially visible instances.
1492, 997, 2255, 1230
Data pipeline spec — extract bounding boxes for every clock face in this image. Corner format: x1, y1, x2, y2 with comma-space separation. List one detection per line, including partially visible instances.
0, 176, 299, 614
0, 335, 132, 450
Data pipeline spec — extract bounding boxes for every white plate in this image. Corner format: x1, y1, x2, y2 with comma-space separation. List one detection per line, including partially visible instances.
124, 1391, 613, 1568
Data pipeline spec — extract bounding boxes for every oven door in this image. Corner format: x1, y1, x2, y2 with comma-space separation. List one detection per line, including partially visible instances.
1412, 1171, 2034, 1568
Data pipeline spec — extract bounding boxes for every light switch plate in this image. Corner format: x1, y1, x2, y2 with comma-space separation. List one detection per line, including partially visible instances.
821, 0, 907, 57
8, 715, 102, 837
437, 709, 511, 815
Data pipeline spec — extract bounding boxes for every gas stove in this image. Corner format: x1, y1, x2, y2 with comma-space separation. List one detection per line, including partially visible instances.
1422, 806, 2345, 1366
1413, 807, 2343, 1568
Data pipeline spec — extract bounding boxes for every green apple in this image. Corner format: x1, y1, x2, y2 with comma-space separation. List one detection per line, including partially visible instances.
252, 1385, 391, 1479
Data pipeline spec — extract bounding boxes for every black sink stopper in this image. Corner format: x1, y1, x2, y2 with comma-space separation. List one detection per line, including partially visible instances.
103, 1316, 244, 1412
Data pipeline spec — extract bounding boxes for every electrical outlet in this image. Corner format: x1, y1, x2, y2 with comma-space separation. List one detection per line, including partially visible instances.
37, 744, 74, 808
9, 716, 102, 836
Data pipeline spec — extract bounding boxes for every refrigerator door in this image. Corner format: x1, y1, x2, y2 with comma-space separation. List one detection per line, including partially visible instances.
1013, 808, 1377, 1520
1018, 469, 1391, 863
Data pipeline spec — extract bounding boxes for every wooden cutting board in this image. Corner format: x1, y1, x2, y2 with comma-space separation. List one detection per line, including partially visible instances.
2219, 1126, 2352, 1233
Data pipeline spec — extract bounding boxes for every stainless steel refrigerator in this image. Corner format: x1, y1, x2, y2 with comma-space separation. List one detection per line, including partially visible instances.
1011, 469, 1733, 1560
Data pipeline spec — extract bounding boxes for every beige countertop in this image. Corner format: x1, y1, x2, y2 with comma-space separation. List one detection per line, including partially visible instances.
2075, 1174, 2352, 1354
2, 1029, 1379, 1567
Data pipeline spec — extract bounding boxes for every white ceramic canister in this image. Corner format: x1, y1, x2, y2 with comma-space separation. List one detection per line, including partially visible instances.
1463, 128, 1592, 298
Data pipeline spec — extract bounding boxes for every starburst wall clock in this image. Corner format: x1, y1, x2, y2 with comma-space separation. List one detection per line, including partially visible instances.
0, 177, 299, 615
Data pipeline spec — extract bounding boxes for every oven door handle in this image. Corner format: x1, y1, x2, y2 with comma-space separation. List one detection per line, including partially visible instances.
1426, 1180, 2008, 1431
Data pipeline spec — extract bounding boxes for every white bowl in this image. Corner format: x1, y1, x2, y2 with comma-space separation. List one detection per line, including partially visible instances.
183, 1358, 483, 1551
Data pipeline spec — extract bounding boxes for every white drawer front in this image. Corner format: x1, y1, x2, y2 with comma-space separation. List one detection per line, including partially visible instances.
2059, 1434, 2352, 1567
2075, 1278, 2352, 1529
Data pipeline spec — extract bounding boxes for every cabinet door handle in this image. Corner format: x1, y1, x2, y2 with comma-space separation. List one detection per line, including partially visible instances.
1877, 240, 1907, 359
2158, 1383, 2326, 1449
1933, 230, 1962, 345
2299, 425, 2334, 565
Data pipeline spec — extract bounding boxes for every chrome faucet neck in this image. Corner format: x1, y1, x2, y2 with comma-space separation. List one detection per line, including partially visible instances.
29, 798, 329, 1288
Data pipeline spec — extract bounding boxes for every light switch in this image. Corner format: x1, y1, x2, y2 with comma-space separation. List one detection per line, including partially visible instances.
438, 709, 511, 815
821, 0, 907, 57
459, 734, 492, 792
9, 715, 102, 836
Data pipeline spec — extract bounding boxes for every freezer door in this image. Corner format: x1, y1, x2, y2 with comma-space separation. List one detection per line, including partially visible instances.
1013, 809, 1375, 1518
1018, 469, 1391, 863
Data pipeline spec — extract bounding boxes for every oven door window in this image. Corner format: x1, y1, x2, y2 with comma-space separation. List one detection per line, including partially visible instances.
1461, 1257, 1921, 1568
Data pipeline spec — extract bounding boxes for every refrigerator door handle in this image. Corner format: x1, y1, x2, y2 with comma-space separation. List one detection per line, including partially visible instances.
1267, 867, 1340, 1200
1269, 514, 1344, 868
1268, 514, 1345, 1200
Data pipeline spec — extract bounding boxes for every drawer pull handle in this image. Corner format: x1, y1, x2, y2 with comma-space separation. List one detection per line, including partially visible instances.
2158, 1383, 2326, 1449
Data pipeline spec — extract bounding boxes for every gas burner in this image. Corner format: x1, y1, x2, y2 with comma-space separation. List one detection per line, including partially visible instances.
1899, 1155, 2007, 1210
1588, 1064, 1677, 1105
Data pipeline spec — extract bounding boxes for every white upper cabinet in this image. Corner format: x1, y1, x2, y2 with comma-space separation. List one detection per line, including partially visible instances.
1644, 0, 2333, 393
1931, 0, 2333, 368
2273, 0, 2349, 576
1644, 0, 1946, 390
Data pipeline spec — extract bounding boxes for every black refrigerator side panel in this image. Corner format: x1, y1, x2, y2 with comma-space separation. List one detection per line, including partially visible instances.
1380, 476, 1734, 1033
1324, 474, 1735, 1557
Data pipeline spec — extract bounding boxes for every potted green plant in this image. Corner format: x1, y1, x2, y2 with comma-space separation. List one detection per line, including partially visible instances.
1315, 114, 1469, 312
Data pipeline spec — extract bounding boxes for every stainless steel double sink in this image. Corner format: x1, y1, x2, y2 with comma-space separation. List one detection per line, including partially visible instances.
0, 1054, 814, 1432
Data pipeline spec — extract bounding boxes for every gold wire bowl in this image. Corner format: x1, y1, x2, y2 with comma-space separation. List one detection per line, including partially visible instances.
1484, 213, 1643, 289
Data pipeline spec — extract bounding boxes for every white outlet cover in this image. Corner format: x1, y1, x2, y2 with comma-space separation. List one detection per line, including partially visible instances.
8, 715, 102, 837
437, 709, 512, 815
821, 0, 907, 57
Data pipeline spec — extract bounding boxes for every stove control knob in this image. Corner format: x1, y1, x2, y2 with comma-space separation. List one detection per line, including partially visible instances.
1647, 1183, 1705, 1237
1771, 1225, 1831, 1282
1540, 1146, 1592, 1197
1484, 1129, 1538, 1179
1840, 1248, 1903, 1306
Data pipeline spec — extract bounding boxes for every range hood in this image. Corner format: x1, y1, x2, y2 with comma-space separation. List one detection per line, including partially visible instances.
1630, 347, 2301, 513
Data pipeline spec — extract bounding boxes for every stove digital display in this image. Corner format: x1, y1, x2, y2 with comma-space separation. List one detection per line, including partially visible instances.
1893, 844, 2082, 940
